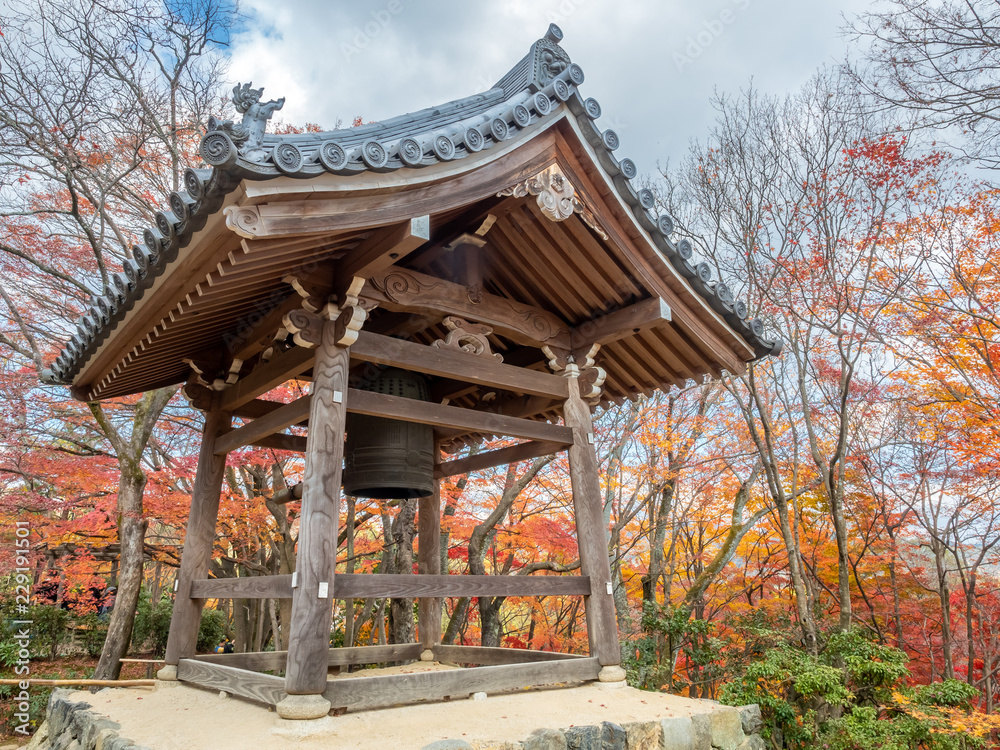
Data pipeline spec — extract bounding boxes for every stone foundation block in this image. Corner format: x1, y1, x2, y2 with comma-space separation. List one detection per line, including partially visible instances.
523, 728, 567, 750
563, 725, 600, 750
736, 705, 762, 737
623, 721, 659, 750
691, 713, 712, 750
708, 707, 746, 750
660, 716, 694, 750
600, 722, 627, 750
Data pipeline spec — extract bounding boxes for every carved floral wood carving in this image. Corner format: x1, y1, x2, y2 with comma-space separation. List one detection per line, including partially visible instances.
497, 165, 609, 240
364, 267, 571, 349
224, 205, 262, 238
282, 295, 371, 350
432, 317, 503, 361
544, 342, 606, 402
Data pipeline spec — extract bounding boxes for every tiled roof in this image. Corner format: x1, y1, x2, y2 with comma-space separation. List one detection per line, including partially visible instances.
43, 24, 780, 387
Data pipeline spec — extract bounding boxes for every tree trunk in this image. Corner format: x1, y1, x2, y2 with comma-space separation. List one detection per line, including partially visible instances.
93, 471, 147, 680
934, 542, 955, 680
388, 498, 418, 646
966, 572, 976, 686
829, 480, 853, 632
480, 597, 505, 648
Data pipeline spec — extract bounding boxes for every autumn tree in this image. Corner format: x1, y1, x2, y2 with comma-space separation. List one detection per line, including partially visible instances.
848, 0, 1000, 169
0, 0, 237, 678
662, 73, 950, 648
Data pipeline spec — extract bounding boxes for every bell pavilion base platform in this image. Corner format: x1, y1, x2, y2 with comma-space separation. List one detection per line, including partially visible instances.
43, 673, 765, 750
172, 644, 601, 713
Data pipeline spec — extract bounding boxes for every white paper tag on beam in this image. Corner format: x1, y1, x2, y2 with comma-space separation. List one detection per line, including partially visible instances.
291, 572, 298, 589
318, 581, 329, 599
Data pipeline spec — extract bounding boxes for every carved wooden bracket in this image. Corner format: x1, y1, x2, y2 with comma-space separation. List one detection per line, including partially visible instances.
184, 357, 243, 392
330, 298, 369, 346
577, 365, 607, 402
363, 267, 571, 350
182, 378, 216, 412
283, 308, 324, 349
497, 166, 608, 240
284, 274, 331, 313
282, 293, 372, 349
432, 317, 503, 362
544, 342, 606, 403
223, 205, 263, 238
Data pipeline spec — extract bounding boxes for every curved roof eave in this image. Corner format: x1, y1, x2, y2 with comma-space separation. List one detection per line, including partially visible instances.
42, 24, 780, 390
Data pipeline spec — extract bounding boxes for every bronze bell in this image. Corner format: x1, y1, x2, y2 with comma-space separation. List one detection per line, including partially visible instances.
344, 368, 434, 499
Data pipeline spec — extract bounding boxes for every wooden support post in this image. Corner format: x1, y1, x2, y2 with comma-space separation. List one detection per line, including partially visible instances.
418, 479, 442, 658
162, 410, 232, 674
279, 322, 349, 719
562, 380, 622, 679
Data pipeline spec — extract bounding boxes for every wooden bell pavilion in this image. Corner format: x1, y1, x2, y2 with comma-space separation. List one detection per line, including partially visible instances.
44, 25, 780, 719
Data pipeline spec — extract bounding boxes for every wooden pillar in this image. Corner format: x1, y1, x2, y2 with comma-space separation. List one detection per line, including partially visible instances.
418, 479, 442, 657
162, 409, 232, 673
280, 325, 349, 716
563, 379, 622, 675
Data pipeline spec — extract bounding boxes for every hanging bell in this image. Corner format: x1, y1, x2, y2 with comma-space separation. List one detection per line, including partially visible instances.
344, 368, 434, 499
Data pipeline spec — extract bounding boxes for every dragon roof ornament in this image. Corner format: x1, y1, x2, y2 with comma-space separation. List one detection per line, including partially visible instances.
203, 83, 286, 166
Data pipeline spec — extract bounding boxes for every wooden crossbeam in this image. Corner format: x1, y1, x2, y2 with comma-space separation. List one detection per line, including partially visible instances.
190, 574, 294, 599
434, 440, 567, 478
433, 645, 585, 666
218, 330, 568, 421
247, 433, 307, 452
213, 396, 311, 455
361, 268, 572, 350
346, 388, 573, 443
337, 216, 430, 280
191, 644, 423, 672
322, 658, 601, 712
177, 650, 598, 711
188, 573, 590, 600
215, 385, 567, 456
176, 659, 286, 706
570, 297, 671, 348
352, 332, 568, 399
336, 573, 590, 599
219, 345, 314, 412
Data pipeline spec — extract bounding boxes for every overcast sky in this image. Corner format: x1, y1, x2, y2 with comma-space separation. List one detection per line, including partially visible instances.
227, 0, 872, 178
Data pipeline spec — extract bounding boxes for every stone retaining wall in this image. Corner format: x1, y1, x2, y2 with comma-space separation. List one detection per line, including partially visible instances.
26, 690, 150, 750
34, 688, 764, 750
422, 703, 765, 750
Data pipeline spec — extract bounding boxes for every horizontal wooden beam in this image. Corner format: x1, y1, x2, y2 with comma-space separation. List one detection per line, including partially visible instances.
213, 396, 311, 455
220, 346, 315, 412
571, 297, 672, 348
323, 658, 600, 711
433, 645, 585, 666
190, 644, 422, 672
248, 433, 307, 453
337, 216, 430, 280
190, 574, 293, 599
176, 659, 285, 706
346, 388, 574, 444
335, 573, 590, 599
435, 440, 567, 478
361, 267, 571, 350
352, 332, 569, 399
188, 573, 589, 600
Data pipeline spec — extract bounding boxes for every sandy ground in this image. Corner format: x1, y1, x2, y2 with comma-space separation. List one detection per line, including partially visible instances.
67, 665, 724, 750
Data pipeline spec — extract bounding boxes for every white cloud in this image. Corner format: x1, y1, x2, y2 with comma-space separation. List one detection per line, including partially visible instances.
225, 0, 871, 173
